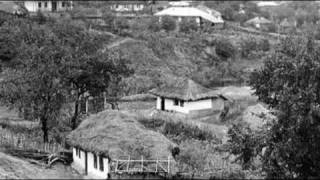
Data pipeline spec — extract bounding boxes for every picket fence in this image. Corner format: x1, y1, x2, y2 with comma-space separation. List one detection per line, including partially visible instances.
0, 128, 65, 154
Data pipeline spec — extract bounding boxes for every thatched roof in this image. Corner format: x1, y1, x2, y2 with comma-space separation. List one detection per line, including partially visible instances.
149, 78, 227, 101
67, 110, 176, 159
245, 17, 272, 25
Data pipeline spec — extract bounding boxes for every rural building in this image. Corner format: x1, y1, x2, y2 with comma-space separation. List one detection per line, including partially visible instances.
280, 18, 296, 33
23, 1, 72, 13
107, 0, 152, 16
0, 1, 27, 16
67, 110, 176, 178
244, 16, 272, 30
150, 78, 228, 114
154, 2, 224, 29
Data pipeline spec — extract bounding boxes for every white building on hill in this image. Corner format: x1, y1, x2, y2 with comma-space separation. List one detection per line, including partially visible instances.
150, 78, 228, 114
154, 2, 224, 28
24, 1, 72, 13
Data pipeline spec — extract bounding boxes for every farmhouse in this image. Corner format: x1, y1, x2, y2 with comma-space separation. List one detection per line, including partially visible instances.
23, 1, 72, 13
150, 78, 228, 114
244, 16, 273, 30
67, 110, 176, 178
154, 2, 224, 29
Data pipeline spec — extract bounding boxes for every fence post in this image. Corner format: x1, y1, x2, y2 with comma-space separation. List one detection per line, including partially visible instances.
167, 156, 170, 174
141, 156, 143, 172
127, 156, 130, 172
155, 158, 158, 173
115, 160, 118, 173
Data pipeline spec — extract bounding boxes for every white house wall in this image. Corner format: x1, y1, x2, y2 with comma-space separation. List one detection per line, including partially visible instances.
156, 96, 225, 114
156, 97, 161, 109
72, 148, 109, 179
24, 1, 71, 12
185, 99, 212, 112
87, 152, 109, 179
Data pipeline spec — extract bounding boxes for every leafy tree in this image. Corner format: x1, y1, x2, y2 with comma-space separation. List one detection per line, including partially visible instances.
216, 39, 236, 59
247, 35, 320, 178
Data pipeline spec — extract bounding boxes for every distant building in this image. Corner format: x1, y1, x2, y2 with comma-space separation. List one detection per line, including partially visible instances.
107, 0, 152, 16
23, 1, 72, 13
279, 18, 296, 33
0, 1, 27, 16
154, 2, 224, 29
244, 16, 272, 30
150, 78, 228, 114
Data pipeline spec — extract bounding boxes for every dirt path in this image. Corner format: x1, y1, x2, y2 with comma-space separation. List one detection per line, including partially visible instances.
0, 152, 82, 179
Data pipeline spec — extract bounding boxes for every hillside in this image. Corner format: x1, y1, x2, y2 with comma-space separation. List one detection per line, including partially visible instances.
107, 28, 273, 95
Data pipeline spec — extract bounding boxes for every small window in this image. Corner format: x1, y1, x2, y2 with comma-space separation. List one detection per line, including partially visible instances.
75, 148, 78, 156
180, 100, 184, 107
44, 2, 47, 8
79, 149, 81, 158
62, 2, 65, 7
174, 99, 179, 106
93, 154, 97, 169
38, 2, 41, 8
99, 156, 104, 171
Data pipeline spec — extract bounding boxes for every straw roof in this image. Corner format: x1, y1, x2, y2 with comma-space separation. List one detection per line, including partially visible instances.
67, 110, 176, 159
245, 17, 272, 25
149, 78, 227, 101
0, 1, 27, 15
154, 5, 224, 24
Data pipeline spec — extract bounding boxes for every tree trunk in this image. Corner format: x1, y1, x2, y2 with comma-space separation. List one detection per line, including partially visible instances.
71, 91, 82, 130
40, 116, 48, 143
71, 98, 80, 130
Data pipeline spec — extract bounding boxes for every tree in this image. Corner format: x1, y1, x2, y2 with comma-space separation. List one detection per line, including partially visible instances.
0, 22, 69, 142
248, 35, 320, 178
50, 19, 132, 130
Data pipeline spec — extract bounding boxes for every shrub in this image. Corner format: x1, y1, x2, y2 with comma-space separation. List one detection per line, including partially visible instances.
215, 39, 236, 59
179, 19, 198, 33
161, 16, 176, 32
148, 17, 161, 32
240, 37, 258, 58
259, 39, 270, 52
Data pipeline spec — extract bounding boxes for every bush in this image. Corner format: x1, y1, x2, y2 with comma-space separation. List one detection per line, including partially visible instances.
179, 19, 198, 33
148, 17, 161, 32
240, 38, 258, 58
215, 39, 236, 59
161, 16, 176, 32
259, 39, 270, 52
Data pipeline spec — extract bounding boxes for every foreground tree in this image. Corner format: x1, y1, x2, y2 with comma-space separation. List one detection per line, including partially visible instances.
231, 35, 320, 178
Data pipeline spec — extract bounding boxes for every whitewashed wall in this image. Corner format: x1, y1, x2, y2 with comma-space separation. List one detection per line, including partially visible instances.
156, 96, 225, 114
24, 1, 71, 12
185, 99, 212, 112
156, 96, 161, 109
72, 147, 109, 179
87, 152, 109, 179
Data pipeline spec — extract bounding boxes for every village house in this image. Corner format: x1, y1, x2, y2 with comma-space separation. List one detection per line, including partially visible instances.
107, 0, 152, 16
154, 1, 224, 29
150, 78, 228, 114
67, 110, 175, 179
244, 16, 273, 30
0, 1, 27, 16
23, 1, 73, 13
279, 18, 296, 33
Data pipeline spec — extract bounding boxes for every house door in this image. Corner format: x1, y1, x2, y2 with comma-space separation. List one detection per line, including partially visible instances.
161, 97, 165, 111
52, 2, 57, 12
85, 151, 88, 175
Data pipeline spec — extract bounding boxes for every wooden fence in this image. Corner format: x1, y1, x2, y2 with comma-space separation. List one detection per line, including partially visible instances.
111, 156, 172, 174
0, 128, 65, 154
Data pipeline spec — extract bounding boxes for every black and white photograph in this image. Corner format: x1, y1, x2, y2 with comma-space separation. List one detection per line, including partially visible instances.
0, 0, 319, 179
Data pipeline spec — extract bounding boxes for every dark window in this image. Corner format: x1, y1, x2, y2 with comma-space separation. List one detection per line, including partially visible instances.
44, 2, 47, 8
79, 149, 81, 158
93, 154, 97, 169
62, 2, 65, 7
180, 100, 184, 107
75, 148, 78, 156
174, 99, 179, 106
38, 2, 41, 8
99, 156, 104, 171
